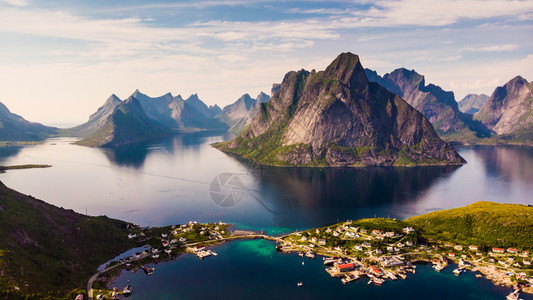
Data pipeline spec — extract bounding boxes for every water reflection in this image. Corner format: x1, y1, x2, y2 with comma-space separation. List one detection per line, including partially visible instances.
237, 164, 460, 229
103, 145, 149, 168
472, 145, 533, 185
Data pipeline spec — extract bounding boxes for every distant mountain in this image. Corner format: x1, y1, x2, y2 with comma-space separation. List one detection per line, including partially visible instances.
365, 68, 490, 142
70, 90, 228, 147
218, 92, 270, 133
458, 94, 489, 114
474, 76, 533, 145
75, 96, 170, 147
214, 53, 464, 167
0, 180, 134, 296
0, 102, 57, 141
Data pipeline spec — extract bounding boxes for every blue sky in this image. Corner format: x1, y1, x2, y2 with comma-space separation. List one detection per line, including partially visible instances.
0, 0, 532, 126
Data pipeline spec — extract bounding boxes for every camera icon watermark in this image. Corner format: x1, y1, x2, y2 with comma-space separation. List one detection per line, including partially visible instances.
209, 173, 245, 207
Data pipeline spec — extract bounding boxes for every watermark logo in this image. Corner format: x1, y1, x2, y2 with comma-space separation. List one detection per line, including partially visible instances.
209, 173, 244, 207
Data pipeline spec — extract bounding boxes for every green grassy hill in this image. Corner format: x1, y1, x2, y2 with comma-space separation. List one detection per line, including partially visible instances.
0, 181, 136, 299
407, 202, 533, 251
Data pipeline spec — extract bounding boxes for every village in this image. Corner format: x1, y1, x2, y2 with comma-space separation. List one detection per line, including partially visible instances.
276, 220, 533, 299
87, 219, 533, 300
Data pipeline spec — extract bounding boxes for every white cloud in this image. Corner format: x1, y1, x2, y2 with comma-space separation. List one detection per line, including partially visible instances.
0, 0, 27, 7
464, 44, 519, 52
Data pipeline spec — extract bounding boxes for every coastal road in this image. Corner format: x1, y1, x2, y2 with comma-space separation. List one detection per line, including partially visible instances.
86, 233, 285, 299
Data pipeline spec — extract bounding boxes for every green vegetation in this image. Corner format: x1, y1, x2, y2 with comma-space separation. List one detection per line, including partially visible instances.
0, 181, 136, 299
407, 202, 533, 250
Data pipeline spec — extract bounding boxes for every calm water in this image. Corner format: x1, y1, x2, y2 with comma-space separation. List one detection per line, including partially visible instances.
1, 133, 532, 298
0, 133, 531, 233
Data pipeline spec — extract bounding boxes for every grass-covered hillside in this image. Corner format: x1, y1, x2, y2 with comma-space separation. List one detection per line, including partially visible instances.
407, 202, 533, 251
0, 181, 136, 299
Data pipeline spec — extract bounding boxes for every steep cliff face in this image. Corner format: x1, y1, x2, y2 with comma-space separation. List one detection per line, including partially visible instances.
75, 96, 170, 147
214, 53, 465, 167
365, 68, 490, 141
0, 102, 57, 141
475, 76, 533, 135
458, 94, 489, 114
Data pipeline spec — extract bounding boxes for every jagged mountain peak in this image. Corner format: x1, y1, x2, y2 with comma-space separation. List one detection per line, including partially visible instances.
324, 52, 368, 89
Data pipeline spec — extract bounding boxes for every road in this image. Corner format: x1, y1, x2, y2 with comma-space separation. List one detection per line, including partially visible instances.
87, 233, 284, 299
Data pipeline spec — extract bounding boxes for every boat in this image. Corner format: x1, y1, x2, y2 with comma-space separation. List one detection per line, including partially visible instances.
434, 264, 445, 272
125, 263, 132, 270
398, 273, 407, 280
453, 268, 463, 275
302, 261, 305, 266
475, 274, 482, 279
373, 277, 385, 285
341, 274, 359, 284
152, 254, 159, 259
141, 265, 155, 275
297, 282, 303, 287
122, 280, 132, 296
165, 249, 172, 254
298, 252, 304, 257
506, 290, 520, 300
305, 251, 315, 259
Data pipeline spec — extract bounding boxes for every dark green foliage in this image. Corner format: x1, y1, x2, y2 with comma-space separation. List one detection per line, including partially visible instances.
0, 181, 135, 298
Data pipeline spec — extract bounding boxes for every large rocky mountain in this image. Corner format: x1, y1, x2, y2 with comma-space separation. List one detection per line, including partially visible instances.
365, 68, 490, 142
70, 90, 228, 147
0, 102, 58, 141
458, 94, 489, 114
74, 96, 170, 147
214, 53, 465, 167
217, 92, 270, 133
474, 76, 533, 144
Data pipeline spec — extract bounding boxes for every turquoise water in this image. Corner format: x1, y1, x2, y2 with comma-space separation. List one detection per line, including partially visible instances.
109, 239, 529, 299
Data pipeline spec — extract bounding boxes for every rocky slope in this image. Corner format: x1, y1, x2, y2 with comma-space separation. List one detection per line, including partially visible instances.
75, 96, 170, 147
0, 102, 58, 141
0, 180, 134, 297
365, 68, 490, 142
458, 94, 489, 114
214, 53, 465, 167
217, 92, 270, 133
475, 76, 533, 136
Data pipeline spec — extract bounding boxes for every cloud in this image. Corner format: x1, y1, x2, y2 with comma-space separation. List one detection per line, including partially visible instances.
0, 0, 27, 7
464, 44, 519, 52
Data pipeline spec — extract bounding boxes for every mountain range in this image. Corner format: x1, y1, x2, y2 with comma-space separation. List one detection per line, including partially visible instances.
214, 53, 465, 167
0, 56, 531, 149
365, 68, 491, 142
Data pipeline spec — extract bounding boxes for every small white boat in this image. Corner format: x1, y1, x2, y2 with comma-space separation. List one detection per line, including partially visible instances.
302, 261, 305, 266
122, 280, 132, 296
305, 251, 315, 259
298, 252, 304, 257
373, 277, 384, 285
453, 268, 463, 275
506, 290, 520, 300
152, 254, 159, 259
297, 282, 303, 287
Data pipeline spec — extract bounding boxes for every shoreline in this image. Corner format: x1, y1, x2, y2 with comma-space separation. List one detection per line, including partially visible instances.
92, 221, 532, 299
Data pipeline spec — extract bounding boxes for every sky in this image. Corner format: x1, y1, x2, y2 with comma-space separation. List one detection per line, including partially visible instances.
0, 0, 532, 126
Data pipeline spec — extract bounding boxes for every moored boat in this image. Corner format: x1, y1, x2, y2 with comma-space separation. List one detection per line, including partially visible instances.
305, 251, 315, 259
122, 280, 132, 296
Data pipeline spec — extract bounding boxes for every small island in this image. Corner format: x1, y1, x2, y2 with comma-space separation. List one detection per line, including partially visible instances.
0, 164, 52, 173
